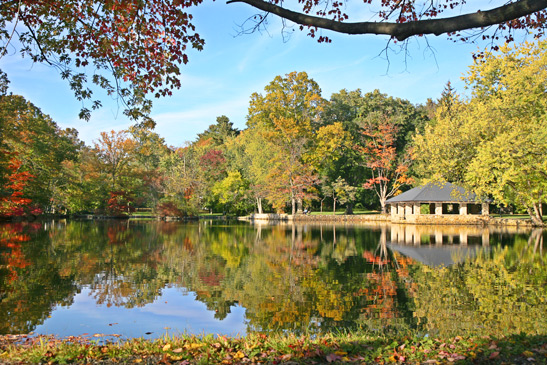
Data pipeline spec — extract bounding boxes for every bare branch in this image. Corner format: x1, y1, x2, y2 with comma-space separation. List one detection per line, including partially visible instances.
227, 0, 547, 41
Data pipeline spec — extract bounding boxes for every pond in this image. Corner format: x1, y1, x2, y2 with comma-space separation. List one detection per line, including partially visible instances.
1, 220, 546, 340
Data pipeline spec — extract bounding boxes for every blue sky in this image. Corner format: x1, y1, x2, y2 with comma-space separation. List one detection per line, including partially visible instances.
0, 1, 484, 147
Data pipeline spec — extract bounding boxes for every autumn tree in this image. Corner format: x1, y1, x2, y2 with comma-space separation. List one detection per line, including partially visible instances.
2, 1, 547, 129
159, 143, 204, 215
0, 81, 82, 215
128, 126, 169, 208
93, 129, 137, 192
247, 71, 324, 214
0, 0, 205, 124
414, 40, 547, 225
320, 89, 424, 212
359, 119, 413, 213
224, 127, 273, 214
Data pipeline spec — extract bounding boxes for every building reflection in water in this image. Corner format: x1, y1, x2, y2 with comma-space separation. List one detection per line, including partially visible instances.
386, 224, 533, 267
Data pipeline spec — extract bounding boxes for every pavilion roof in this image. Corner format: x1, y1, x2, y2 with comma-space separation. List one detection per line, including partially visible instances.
386, 182, 479, 204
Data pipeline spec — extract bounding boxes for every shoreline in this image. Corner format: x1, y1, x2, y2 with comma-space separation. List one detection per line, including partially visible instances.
241, 213, 538, 227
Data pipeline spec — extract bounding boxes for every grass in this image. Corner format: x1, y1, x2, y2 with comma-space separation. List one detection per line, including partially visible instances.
1, 331, 546, 364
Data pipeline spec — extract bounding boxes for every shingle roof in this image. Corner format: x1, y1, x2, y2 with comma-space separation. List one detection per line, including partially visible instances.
386, 182, 479, 204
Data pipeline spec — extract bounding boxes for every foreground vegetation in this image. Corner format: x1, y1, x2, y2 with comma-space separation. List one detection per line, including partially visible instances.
1, 331, 546, 364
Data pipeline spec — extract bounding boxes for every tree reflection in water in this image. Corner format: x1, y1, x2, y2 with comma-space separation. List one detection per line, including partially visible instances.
0, 220, 545, 338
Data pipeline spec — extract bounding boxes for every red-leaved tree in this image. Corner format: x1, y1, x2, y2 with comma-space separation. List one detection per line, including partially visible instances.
0, 153, 42, 218
359, 120, 413, 213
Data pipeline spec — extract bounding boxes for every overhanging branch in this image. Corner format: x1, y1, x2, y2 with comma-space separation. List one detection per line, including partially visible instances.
226, 0, 547, 41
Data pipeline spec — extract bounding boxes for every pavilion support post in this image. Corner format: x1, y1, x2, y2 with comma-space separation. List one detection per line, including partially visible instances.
482, 230, 490, 245
481, 203, 490, 216
390, 204, 397, 217
459, 203, 468, 215
459, 232, 468, 245
435, 203, 443, 215
391, 226, 398, 243
405, 204, 413, 217
435, 230, 443, 245
413, 203, 421, 215
397, 204, 404, 216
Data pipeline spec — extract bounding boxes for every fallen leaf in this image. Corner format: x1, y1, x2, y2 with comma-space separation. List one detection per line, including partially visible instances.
173, 348, 183, 353
233, 351, 245, 359
489, 351, 500, 359
163, 344, 171, 352
326, 353, 342, 362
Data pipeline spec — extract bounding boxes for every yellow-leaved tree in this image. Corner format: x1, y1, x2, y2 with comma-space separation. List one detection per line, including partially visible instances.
414, 40, 547, 225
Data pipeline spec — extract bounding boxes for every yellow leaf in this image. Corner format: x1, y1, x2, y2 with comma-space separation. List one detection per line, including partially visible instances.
162, 343, 171, 352
185, 343, 205, 351
234, 350, 245, 359
523, 351, 534, 357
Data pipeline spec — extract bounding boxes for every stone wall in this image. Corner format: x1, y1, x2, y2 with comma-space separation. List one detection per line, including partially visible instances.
244, 213, 536, 227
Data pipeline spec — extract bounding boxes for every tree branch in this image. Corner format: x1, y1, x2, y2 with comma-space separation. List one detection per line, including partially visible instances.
227, 0, 547, 41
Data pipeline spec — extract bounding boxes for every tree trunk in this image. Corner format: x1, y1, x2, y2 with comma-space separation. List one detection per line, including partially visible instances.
297, 198, 303, 214
333, 199, 336, 215
527, 205, 544, 226
380, 197, 387, 214
256, 197, 263, 214
345, 202, 354, 215
291, 197, 296, 215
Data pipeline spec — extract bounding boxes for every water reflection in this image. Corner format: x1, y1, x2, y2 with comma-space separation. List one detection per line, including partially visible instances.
0, 220, 545, 338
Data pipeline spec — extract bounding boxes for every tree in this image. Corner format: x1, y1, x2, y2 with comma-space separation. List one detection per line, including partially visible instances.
0, 85, 82, 214
128, 126, 169, 208
1, 0, 205, 124
414, 40, 547, 225
226, 127, 274, 214
93, 130, 137, 192
212, 171, 254, 215
159, 144, 204, 215
360, 118, 413, 213
2, 1, 547, 128
321, 177, 357, 215
247, 71, 324, 214
197, 116, 239, 147
228, 0, 547, 43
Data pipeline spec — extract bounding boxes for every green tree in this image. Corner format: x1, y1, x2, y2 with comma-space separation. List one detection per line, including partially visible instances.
321, 177, 357, 214
212, 171, 254, 215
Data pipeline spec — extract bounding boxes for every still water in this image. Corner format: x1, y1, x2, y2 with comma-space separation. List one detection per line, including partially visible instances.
1, 220, 546, 340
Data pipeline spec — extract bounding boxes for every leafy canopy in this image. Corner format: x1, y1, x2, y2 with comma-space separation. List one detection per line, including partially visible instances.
1, 0, 204, 125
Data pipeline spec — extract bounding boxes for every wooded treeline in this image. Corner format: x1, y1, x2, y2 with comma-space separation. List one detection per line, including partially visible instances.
1, 40, 546, 221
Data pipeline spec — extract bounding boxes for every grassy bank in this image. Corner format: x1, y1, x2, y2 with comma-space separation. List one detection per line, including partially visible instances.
1, 332, 546, 364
